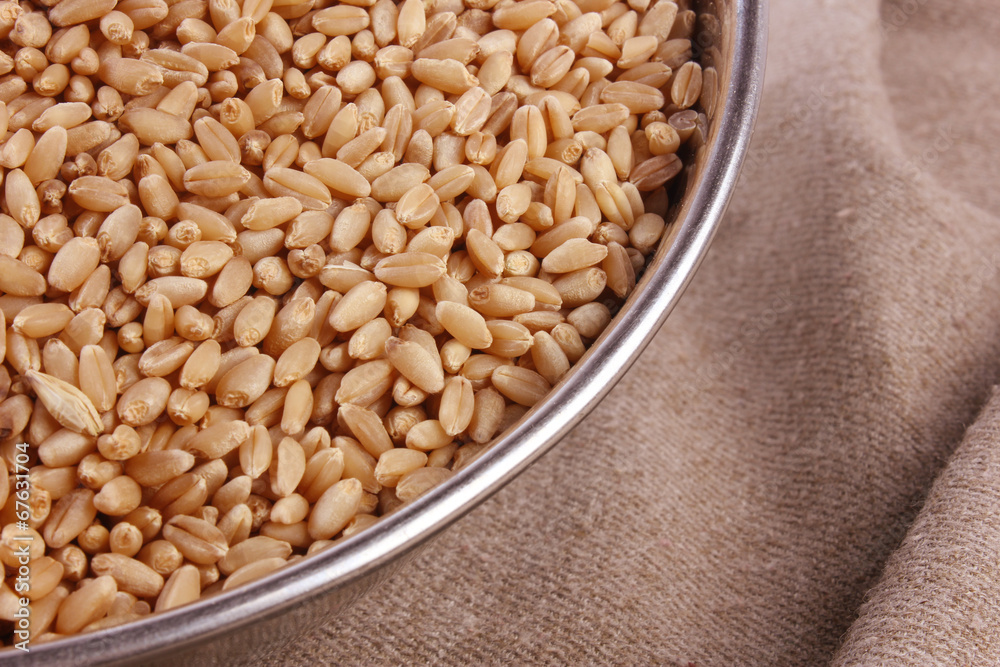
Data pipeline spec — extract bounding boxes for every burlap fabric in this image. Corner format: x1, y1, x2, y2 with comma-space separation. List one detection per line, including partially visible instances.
277, 0, 1000, 663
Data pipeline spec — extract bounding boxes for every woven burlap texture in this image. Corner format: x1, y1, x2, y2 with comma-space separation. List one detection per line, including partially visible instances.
276, 0, 1000, 664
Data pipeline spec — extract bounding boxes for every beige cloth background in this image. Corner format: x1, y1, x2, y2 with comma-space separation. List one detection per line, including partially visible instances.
273, 0, 1000, 663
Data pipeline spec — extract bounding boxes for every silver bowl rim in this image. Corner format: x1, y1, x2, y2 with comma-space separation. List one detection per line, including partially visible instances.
13, 2, 767, 663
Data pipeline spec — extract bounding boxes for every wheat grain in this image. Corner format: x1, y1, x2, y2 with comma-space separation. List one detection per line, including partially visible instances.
0, 0, 706, 633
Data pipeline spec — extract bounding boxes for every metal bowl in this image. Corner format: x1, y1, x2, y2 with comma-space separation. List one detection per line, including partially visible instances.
14, 1, 766, 663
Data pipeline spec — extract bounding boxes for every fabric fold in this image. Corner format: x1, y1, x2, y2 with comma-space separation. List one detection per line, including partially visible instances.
833, 388, 1000, 665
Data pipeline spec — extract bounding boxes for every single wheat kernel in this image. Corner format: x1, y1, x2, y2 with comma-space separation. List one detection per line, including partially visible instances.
395, 467, 453, 502
307, 478, 363, 540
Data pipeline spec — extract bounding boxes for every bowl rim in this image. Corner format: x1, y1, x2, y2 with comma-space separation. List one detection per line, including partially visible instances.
12, 2, 768, 663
